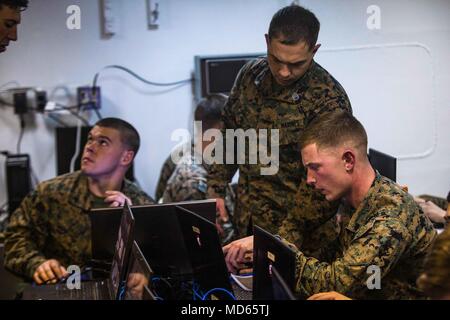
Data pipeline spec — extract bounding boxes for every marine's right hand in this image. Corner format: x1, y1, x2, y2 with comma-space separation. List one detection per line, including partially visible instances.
33, 259, 68, 285
223, 236, 254, 274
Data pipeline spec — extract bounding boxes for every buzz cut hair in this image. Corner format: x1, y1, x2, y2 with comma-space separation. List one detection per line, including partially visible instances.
0, 0, 29, 10
268, 5, 320, 48
94, 117, 140, 155
300, 110, 368, 156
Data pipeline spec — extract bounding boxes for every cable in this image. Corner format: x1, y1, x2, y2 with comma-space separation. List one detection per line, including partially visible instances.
47, 114, 69, 127
69, 106, 86, 173
93, 108, 103, 121
54, 103, 90, 126
92, 65, 192, 89
201, 287, 236, 301
0, 81, 20, 91
16, 115, 25, 154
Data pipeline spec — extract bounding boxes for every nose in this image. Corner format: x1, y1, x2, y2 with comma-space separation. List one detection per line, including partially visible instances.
306, 169, 316, 186
84, 140, 95, 153
278, 64, 291, 78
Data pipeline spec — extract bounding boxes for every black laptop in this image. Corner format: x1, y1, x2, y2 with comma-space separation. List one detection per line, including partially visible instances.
89, 200, 217, 263
175, 206, 235, 300
252, 225, 297, 300
22, 203, 135, 300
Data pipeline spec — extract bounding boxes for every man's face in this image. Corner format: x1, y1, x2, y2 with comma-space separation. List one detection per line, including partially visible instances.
301, 143, 352, 202
81, 126, 131, 178
0, 5, 21, 53
266, 35, 319, 87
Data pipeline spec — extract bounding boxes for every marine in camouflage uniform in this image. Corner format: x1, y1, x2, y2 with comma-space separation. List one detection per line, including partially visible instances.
294, 172, 437, 300
162, 152, 236, 244
207, 57, 352, 246
4, 171, 153, 281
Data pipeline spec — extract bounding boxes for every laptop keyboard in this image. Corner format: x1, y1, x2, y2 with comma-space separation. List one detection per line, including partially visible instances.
54, 281, 106, 300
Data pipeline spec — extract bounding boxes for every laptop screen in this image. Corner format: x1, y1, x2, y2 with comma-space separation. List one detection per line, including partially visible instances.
124, 241, 154, 300
253, 225, 296, 300
109, 203, 135, 300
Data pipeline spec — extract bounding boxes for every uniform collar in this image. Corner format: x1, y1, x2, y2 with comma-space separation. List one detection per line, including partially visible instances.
68, 171, 128, 212
345, 171, 383, 233
253, 58, 316, 103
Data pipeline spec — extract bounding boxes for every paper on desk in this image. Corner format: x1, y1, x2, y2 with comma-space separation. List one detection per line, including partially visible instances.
230, 273, 253, 291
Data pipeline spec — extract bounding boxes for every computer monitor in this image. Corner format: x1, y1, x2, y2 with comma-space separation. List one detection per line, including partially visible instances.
175, 206, 234, 300
5, 154, 31, 214
194, 53, 263, 100
253, 225, 297, 300
368, 148, 397, 182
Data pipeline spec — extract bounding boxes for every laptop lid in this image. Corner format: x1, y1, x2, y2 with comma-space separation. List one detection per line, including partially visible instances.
90, 200, 217, 262
175, 206, 234, 300
124, 241, 155, 300
108, 203, 135, 300
271, 265, 296, 300
253, 225, 296, 300
368, 148, 397, 182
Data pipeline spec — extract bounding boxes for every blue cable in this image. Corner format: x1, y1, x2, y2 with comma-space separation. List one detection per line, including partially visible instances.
201, 288, 236, 301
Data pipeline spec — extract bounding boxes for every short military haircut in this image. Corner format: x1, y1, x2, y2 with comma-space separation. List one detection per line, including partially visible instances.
300, 110, 368, 156
268, 5, 320, 48
418, 227, 450, 299
0, 0, 28, 10
194, 94, 227, 131
95, 117, 140, 155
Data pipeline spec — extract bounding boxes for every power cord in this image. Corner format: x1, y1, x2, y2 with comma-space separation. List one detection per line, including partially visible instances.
92, 65, 193, 89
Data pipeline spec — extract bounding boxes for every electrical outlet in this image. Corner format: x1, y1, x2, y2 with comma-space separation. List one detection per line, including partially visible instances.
77, 86, 101, 110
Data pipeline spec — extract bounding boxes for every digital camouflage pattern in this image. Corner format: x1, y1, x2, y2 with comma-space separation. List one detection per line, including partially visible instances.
162, 153, 209, 203
162, 153, 236, 244
294, 173, 437, 300
207, 58, 352, 242
155, 142, 192, 201
4, 171, 154, 280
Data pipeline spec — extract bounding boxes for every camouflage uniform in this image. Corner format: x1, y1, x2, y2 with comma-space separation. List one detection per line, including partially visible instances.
155, 142, 192, 201
207, 58, 352, 244
294, 173, 437, 300
4, 171, 153, 281
162, 153, 209, 203
162, 153, 236, 244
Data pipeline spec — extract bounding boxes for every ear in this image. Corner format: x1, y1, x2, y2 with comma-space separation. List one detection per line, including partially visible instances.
342, 150, 355, 172
121, 150, 135, 167
311, 43, 321, 55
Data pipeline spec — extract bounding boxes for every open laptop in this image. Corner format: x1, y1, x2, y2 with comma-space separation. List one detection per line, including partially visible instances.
175, 206, 235, 300
89, 200, 217, 263
123, 241, 157, 300
22, 203, 135, 300
252, 225, 297, 300
368, 148, 397, 182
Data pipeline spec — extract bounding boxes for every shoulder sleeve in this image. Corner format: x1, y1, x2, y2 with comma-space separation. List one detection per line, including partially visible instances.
4, 189, 49, 280
294, 217, 411, 298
